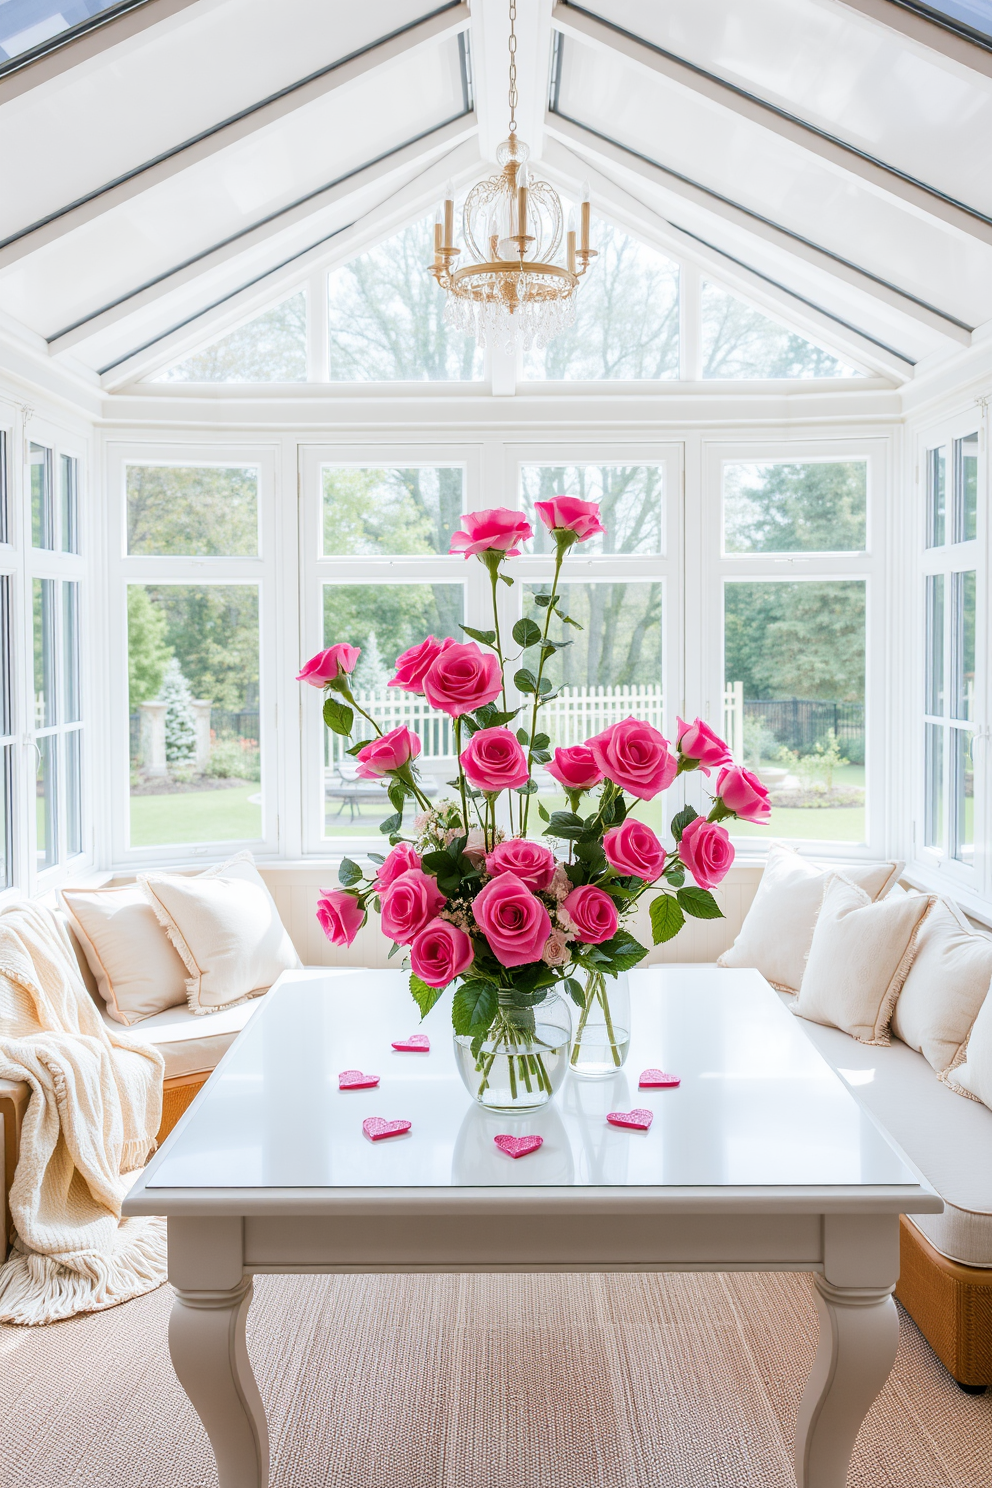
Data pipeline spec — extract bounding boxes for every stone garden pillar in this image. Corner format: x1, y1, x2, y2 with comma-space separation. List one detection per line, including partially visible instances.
191, 701, 212, 773
139, 701, 167, 777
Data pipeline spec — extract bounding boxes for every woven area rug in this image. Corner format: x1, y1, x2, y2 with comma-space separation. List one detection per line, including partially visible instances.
2, 1270, 991, 1487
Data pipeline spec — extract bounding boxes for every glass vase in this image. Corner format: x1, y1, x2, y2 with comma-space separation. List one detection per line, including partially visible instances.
454, 988, 572, 1112
569, 970, 630, 1079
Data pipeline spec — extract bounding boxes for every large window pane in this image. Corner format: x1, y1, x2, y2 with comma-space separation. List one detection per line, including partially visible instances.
925, 723, 944, 849
321, 582, 464, 838
65, 729, 82, 858
927, 446, 947, 548
951, 570, 976, 721
951, 728, 974, 864
156, 293, 307, 383
521, 225, 679, 381
30, 443, 53, 550
60, 454, 78, 554
723, 461, 867, 554
954, 432, 978, 543
63, 581, 80, 724
322, 467, 464, 558
725, 580, 866, 842
0, 745, 11, 890
926, 574, 945, 716
0, 430, 9, 545
36, 734, 56, 870
128, 585, 261, 847
520, 465, 664, 557
328, 218, 484, 382
126, 465, 259, 557
702, 283, 861, 379
33, 578, 55, 728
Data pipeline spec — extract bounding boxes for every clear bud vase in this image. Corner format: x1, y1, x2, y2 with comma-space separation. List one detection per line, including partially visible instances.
454, 988, 573, 1112
569, 970, 630, 1079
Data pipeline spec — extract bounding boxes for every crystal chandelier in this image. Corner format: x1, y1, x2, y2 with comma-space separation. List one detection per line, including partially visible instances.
429, 0, 596, 353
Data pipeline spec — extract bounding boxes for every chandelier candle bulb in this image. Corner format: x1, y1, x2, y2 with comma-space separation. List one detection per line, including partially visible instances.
581, 184, 591, 251
444, 188, 454, 250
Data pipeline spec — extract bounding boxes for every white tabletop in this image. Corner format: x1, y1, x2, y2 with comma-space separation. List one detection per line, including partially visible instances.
135, 967, 928, 1196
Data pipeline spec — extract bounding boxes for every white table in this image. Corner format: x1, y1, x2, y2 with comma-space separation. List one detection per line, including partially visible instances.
124, 966, 942, 1488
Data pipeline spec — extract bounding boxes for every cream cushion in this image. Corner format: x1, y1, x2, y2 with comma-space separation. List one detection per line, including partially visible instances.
141, 851, 301, 1014
941, 982, 992, 1112
60, 883, 193, 1025
793, 874, 935, 1045
717, 842, 903, 992
891, 896, 992, 1072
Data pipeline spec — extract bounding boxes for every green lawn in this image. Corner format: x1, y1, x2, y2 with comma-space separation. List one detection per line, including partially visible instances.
130, 786, 261, 847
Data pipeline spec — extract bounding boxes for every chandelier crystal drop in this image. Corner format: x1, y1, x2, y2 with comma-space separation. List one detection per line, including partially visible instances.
429, 1, 596, 353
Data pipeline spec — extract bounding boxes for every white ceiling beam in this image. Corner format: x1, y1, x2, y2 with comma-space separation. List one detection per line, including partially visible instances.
471, 0, 553, 161
544, 110, 973, 347
97, 140, 484, 387
47, 112, 478, 355
540, 135, 911, 382
551, 3, 992, 249
833, 0, 992, 80
0, 2, 471, 271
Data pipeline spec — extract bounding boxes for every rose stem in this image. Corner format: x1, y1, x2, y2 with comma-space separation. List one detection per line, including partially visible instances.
453, 716, 470, 835
521, 542, 566, 834
484, 550, 514, 835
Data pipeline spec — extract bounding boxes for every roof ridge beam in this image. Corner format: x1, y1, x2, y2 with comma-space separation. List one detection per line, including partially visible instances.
551, 2, 992, 248
47, 111, 477, 354
0, 1, 470, 271
834, 0, 992, 78
543, 110, 972, 346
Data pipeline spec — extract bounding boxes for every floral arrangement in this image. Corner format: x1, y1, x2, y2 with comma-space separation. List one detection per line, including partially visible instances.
300, 499, 770, 1098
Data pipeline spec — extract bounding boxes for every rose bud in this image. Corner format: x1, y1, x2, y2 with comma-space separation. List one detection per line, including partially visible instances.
354, 725, 422, 779
676, 717, 733, 775
316, 888, 364, 946
297, 643, 360, 688
716, 765, 772, 824
449, 507, 532, 558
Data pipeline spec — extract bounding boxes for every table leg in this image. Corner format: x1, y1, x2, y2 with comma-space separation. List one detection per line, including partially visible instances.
794, 1276, 898, 1488
170, 1275, 269, 1488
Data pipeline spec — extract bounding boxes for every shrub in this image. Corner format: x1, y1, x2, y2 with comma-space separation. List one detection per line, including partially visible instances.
207, 737, 261, 782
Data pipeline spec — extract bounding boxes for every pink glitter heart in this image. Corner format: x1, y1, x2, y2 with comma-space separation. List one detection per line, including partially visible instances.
494, 1134, 544, 1159
339, 1070, 380, 1090
607, 1108, 654, 1131
362, 1117, 411, 1142
392, 1034, 430, 1052
639, 1069, 681, 1088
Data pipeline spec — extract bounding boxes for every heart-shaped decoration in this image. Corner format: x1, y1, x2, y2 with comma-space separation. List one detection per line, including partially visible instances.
639, 1069, 681, 1088
339, 1070, 380, 1090
363, 1117, 412, 1142
494, 1134, 544, 1159
607, 1108, 654, 1131
391, 1034, 430, 1052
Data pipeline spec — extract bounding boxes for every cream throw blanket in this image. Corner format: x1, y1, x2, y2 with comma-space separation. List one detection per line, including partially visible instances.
0, 901, 166, 1325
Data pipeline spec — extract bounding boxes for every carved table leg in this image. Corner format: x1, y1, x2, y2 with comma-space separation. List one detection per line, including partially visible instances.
170, 1276, 269, 1488
794, 1276, 899, 1488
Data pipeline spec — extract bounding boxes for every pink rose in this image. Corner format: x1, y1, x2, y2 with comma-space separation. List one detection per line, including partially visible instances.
562, 885, 619, 944
447, 825, 487, 866
603, 818, 666, 881
316, 888, 364, 946
460, 727, 529, 792
587, 718, 677, 800
449, 507, 532, 558
716, 765, 771, 824
296, 643, 360, 688
676, 717, 733, 775
472, 872, 552, 968
410, 917, 475, 988
679, 817, 735, 889
546, 744, 604, 792
355, 725, 422, 779
379, 869, 447, 945
485, 838, 556, 892
388, 636, 449, 694
542, 929, 570, 967
423, 641, 503, 718
533, 496, 606, 542
374, 841, 421, 893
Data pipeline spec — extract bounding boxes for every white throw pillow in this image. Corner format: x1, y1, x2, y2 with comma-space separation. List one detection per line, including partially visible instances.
60, 883, 190, 1025
793, 875, 935, 1045
140, 852, 302, 1014
717, 842, 903, 992
891, 896, 992, 1072
941, 984, 992, 1110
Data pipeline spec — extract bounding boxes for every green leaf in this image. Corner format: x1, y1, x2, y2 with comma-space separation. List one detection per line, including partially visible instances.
665, 863, 685, 888
322, 697, 354, 737
542, 810, 586, 841
532, 733, 550, 750
460, 625, 496, 646
344, 740, 366, 756
437, 873, 462, 896
650, 894, 685, 945
367, 852, 385, 865
515, 779, 538, 795
670, 804, 699, 843
410, 973, 444, 1019
561, 613, 583, 629
476, 704, 518, 728
338, 857, 362, 887
537, 801, 550, 822
388, 781, 406, 814
596, 930, 649, 974
512, 617, 542, 647
422, 851, 451, 873
451, 980, 498, 1036
537, 676, 554, 695
514, 667, 538, 694
532, 592, 558, 609
563, 976, 585, 1008
499, 573, 514, 587
677, 886, 724, 920
379, 811, 403, 836
387, 941, 400, 959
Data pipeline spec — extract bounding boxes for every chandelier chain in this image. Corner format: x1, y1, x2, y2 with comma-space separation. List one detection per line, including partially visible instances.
507, 0, 517, 133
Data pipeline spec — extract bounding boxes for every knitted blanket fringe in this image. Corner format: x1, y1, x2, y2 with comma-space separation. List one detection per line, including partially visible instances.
0, 1220, 167, 1325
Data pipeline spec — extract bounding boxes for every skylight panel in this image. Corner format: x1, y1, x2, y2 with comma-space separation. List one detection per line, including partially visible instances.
908, 1, 992, 42
701, 282, 863, 380
0, 0, 123, 62
155, 293, 307, 384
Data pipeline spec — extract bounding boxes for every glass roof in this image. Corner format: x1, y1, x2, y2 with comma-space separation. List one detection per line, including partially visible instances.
909, 1, 992, 42
0, 1, 125, 63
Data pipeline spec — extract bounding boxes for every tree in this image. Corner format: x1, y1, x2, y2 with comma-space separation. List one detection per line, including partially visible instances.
159, 658, 197, 765
724, 461, 867, 553
352, 630, 390, 692
143, 585, 260, 713
160, 293, 306, 383
724, 582, 866, 702
127, 465, 258, 557
701, 281, 857, 379
127, 585, 172, 708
